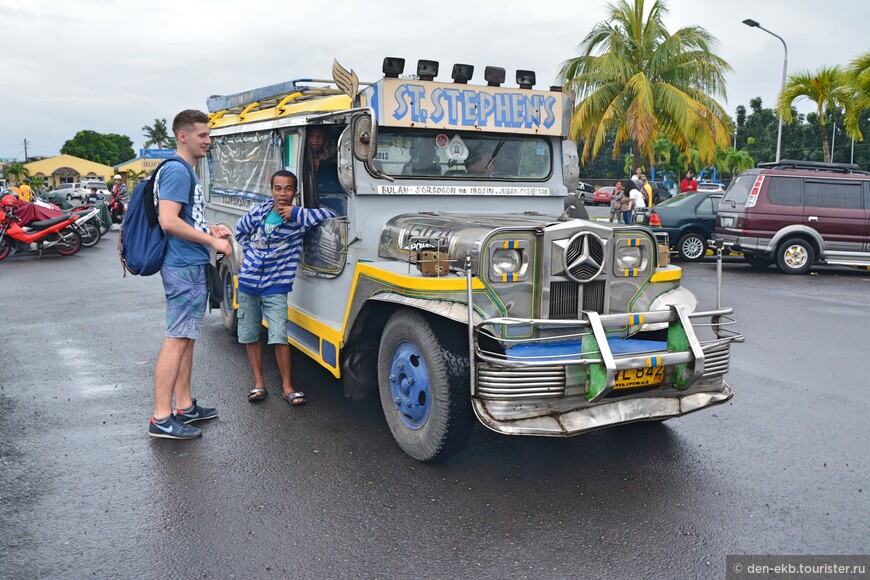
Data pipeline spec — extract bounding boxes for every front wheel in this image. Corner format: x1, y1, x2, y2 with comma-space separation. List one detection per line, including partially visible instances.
776, 238, 814, 275
377, 310, 474, 462
79, 221, 101, 248
0, 235, 10, 261
51, 229, 82, 256
677, 232, 707, 262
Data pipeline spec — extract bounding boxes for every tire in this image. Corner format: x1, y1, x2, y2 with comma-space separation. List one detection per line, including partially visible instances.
51, 229, 82, 256
743, 253, 773, 270
579, 192, 587, 205
0, 236, 10, 261
776, 237, 814, 275
677, 232, 707, 262
377, 310, 474, 462
219, 261, 238, 336
79, 221, 101, 248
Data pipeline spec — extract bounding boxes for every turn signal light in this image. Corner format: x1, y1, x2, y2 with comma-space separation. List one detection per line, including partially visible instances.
649, 212, 661, 227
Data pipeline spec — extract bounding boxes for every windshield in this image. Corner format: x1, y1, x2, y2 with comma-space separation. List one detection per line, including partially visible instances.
374, 129, 551, 180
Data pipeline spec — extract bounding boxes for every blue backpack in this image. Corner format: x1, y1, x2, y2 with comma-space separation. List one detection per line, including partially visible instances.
118, 157, 194, 276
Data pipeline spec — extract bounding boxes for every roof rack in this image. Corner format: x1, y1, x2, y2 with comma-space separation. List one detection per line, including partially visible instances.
206, 78, 369, 115
756, 159, 863, 174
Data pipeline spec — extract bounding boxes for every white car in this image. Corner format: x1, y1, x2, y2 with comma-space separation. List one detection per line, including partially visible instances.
697, 180, 726, 193
55, 180, 110, 202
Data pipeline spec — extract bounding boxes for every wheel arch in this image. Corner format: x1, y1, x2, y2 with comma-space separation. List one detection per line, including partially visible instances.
769, 226, 824, 257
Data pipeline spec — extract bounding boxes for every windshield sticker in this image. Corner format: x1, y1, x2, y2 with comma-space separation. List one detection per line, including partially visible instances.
445, 135, 468, 161
435, 133, 449, 148
376, 185, 549, 196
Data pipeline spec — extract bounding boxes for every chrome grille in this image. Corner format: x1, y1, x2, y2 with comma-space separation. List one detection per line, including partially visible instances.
549, 281, 578, 319
582, 280, 606, 311
477, 365, 566, 399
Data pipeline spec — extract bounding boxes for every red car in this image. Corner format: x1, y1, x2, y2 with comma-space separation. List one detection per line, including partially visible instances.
592, 186, 616, 206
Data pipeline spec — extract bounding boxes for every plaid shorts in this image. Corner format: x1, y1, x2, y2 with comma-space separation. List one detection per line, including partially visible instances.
161, 264, 207, 339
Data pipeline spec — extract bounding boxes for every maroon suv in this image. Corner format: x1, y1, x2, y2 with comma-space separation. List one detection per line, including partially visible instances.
714, 160, 870, 274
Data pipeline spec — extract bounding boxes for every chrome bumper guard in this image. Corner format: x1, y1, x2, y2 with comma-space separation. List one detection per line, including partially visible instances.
463, 255, 743, 437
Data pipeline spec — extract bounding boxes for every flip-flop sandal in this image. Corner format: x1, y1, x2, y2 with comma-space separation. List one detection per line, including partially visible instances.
284, 392, 306, 406
248, 388, 268, 402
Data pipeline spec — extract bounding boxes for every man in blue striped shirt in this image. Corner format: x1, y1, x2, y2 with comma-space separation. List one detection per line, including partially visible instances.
235, 170, 336, 406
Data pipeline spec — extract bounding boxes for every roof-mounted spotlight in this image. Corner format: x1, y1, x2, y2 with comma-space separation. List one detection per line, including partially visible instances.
383, 57, 405, 78
451, 63, 474, 84
549, 85, 563, 92
484, 66, 506, 87
516, 70, 536, 89
417, 59, 439, 81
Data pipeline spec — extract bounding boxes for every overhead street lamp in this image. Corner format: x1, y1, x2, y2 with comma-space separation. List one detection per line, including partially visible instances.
743, 18, 788, 162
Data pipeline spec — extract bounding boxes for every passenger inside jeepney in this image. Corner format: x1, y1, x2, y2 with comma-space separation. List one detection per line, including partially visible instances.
464, 149, 493, 176
402, 139, 441, 176
305, 126, 344, 215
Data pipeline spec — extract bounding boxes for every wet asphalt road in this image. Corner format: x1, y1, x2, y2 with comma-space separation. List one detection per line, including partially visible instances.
1, 227, 868, 579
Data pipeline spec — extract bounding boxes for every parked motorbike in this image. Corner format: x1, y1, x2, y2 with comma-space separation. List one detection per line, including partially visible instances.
107, 192, 126, 225
0, 195, 82, 260
33, 197, 102, 248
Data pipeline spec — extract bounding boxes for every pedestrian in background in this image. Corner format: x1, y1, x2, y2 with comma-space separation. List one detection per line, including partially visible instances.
631, 166, 643, 190
641, 174, 654, 206
680, 170, 698, 193
235, 170, 335, 406
148, 109, 233, 440
18, 179, 33, 202
609, 181, 624, 223
623, 179, 646, 225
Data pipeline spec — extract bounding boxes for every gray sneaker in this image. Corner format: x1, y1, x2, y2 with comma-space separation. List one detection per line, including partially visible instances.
174, 398, 218, 424
148, 415, 202, 439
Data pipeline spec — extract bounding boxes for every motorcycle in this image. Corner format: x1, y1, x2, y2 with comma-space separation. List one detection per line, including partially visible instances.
0, 195, 82, 260
107, 192, 126, 225
33, 197, 102, 248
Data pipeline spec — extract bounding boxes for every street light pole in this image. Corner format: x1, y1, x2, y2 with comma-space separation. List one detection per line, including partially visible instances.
743, 19, 788, 162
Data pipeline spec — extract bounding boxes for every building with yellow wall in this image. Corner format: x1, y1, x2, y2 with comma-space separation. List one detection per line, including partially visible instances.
24, 154, 116, 189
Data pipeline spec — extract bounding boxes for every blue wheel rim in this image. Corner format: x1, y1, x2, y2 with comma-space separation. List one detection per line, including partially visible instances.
388, 340, 431, 429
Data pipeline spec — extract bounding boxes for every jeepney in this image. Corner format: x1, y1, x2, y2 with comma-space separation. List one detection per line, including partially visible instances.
202, 58, 743, 462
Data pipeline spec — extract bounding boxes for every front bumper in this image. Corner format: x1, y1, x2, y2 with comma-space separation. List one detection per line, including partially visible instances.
470, 306, 742, 436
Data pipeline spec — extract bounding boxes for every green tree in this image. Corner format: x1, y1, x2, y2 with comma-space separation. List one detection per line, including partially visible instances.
3, 162, 29, 184
776, 65, 854, 163
717, 147, 755, 178
557, 0, 733, 169
843, 51, 869, 142
142, 118, 176, 149
61, 131, 135, 166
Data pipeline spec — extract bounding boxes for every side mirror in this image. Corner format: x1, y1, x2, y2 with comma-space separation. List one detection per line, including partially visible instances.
351, 112, 377, 162
561, 139, 580, 193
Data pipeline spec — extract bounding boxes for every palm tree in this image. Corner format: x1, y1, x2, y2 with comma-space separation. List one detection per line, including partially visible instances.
3, 162, 29, 184
557, 0, 733, 169
776, 65, 854, 163
843, 52, 869, 142
717, 147, 755, 178
142, 118, 176, 149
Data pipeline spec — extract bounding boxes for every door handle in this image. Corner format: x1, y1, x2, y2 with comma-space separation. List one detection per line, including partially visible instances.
808, 216, 819, 222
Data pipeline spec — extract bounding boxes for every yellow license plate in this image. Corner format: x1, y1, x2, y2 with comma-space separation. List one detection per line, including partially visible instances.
614, 366, 665, 390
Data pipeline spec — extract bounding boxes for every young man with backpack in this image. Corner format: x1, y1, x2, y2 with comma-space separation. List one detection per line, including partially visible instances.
147, 109, 233, 440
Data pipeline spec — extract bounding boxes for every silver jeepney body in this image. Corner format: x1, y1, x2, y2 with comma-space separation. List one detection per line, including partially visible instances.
202, 68, 742, 452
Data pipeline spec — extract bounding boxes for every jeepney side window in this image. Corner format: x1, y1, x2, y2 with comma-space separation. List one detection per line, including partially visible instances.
375, 129, 551, 180
208, 130, 281, 204
302, 125, 346, 215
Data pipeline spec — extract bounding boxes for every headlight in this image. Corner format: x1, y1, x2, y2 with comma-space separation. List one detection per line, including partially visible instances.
615, 246, 642, 269
492, 249, 521, 274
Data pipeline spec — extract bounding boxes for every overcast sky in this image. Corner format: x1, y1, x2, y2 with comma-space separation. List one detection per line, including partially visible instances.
1, 0, 866, 162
